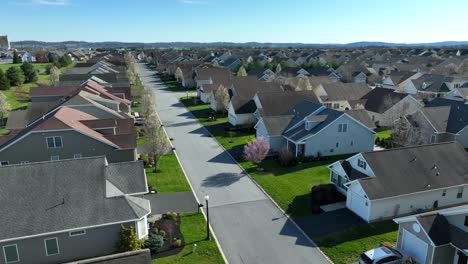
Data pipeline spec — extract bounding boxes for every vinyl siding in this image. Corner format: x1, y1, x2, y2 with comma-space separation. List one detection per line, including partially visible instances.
0, 130, 136, 165
397, 222, 434, 264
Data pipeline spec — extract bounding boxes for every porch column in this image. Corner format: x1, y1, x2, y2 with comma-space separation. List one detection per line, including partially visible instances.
295, 143, 298, 157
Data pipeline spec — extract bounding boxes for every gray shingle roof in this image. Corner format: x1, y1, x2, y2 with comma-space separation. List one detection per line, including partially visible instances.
320, 82, 371, 102
361, 87, 409, 114
359, 142, 468, 200
0, 157, 149, 241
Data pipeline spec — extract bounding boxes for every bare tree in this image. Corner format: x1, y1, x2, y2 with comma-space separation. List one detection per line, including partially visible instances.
237, 66, 247, 76
141, 87, 156, 118
296, 76, 311, 91
214, 84, 230, 114
144, 114, 170, 171
275, 63, 282, 74
0, 93, 11, 126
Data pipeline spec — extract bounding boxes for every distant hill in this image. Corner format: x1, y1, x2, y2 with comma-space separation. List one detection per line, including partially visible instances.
10, 40, 468, 49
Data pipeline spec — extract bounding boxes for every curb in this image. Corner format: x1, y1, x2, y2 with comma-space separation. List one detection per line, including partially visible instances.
177, 96, 334, 264
148, 74, 229, 264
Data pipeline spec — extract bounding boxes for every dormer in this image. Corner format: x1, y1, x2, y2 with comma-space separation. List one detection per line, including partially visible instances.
305, 114, 328, 131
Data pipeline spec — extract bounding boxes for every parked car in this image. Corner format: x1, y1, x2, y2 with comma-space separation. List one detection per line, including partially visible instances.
135, 117, 146, 126
359, 246, 403, 264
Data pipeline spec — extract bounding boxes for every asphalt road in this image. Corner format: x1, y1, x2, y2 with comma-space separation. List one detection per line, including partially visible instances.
138, 64, 331, 264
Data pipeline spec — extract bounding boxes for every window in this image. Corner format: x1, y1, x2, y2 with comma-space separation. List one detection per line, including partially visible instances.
44, 238, 59, 256
3, 244, 19, 263
357, 159, 367, 170
0, 161, 9, 166
73, 154, 82, 159
137, 218, 148, 239
336, 142, 339, 148
442, 189, 446, 196
50, 156, 60, 161
20, 161, 29, 164
69, 230, 86, 237
338, 124, 348, 133
464, 216, 468, 227
333, 103, 340, 109
46, 136, 63, 148
350, 140, 354, 146
324, 103, 332, 108
457, 186, 464, 199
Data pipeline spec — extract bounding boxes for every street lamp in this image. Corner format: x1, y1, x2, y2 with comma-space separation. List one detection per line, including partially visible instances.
204, 195, 210, 240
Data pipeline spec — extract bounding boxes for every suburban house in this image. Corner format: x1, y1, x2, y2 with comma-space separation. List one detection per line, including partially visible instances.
0, 106, 137, 165
0, 157, 150, 264
404, 98, 468, 147
314, 82, 371, 111
379, 71, 422, 90
279, 67, 310, 77
393, 205, 468, 264
360, 87, 422, 127
174, 64, 196, 88
248, 68, 276, 81
226, 77, 283, 126
195, 67, 232, 102
447, 84, 468, 101
328, 142, 468, 222
255, 101, 375, 156
402, 74, 455, 98
17, 51, 35, 62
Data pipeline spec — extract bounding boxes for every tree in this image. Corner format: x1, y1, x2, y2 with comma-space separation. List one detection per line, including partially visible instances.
115, 225, 144, 253
214, 84, 230, 114
0, 69, 10, 90
243, 137, 270, 166
0, 93, 11, 126
296, 76, 311, 91
237, 66, 247, 76
20, 62, 38, 83
144, 235, 164, 253
174, 67, 183, 82
15, 84, 28, 101
12, 51, 21, 64
144, 114, 169, 171
49, 66, 60, 86
275, 63, 282, 74
141, 87, 156, 118
6, 67, 25, 86
58, 55, 72, 67
47, 53, 57, 64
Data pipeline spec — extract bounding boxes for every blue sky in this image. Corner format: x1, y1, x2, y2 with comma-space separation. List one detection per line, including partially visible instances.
3, 0, 468, 43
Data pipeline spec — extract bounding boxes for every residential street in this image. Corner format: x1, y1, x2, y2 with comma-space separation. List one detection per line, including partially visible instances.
138, 63, 330, 264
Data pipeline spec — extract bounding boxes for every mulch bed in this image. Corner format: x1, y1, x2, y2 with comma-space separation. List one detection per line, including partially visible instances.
150, 214, 186, 259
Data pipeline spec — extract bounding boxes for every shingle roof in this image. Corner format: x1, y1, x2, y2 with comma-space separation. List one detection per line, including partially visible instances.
261, 115, 294, 136
361, 87, 409, 113
0, 157, 149, 241
359, 142, 468, 200
424, 98, 468, 133
345, 109, 376, 129
320, 82, 371, 102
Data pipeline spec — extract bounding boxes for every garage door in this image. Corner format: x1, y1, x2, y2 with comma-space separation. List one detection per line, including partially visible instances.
402, 230, 428, 263
346, 191, 368, 221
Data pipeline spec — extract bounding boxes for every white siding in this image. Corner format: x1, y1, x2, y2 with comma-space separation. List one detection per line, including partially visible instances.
346, 181, 370, 221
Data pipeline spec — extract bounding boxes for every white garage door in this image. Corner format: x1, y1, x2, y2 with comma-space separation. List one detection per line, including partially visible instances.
402, 230, 428, 264
346, 191, 368, 221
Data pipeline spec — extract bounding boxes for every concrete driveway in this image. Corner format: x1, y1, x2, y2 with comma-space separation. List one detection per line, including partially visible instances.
138, 64, 331, 264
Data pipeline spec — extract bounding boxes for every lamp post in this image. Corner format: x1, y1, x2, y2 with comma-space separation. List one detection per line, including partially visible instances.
204, 195, 210, 240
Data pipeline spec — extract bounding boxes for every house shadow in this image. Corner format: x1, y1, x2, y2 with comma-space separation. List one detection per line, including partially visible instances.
207, 152, 237, 164
188, 127, 212, 138
201, 172, 246, 187
277, 216, 319, 248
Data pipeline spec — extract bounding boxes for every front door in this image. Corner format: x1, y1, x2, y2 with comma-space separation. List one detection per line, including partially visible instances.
297, 144, 305, 157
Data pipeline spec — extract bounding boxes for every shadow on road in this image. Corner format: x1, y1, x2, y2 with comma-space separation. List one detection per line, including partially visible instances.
201, 172, 246, 187
207, 152, 238, 164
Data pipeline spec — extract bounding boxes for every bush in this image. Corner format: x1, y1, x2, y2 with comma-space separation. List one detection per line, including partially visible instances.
172, 239, 182, 248
158, 230, 166, 237
162, 212, 177, 220
278, 147, 295, 167
115, 225, 144, 253
144, 234, 164, 253
20, 62, 38, 83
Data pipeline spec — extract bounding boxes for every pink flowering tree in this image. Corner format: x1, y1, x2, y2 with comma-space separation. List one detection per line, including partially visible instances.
243, 137, 270, 168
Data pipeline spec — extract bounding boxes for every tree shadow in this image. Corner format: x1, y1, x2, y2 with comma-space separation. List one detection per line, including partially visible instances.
201, 172, 246, 187
207, 152, 237, 164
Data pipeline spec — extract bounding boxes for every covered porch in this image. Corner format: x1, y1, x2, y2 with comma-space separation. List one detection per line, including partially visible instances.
285, 137, 306, 158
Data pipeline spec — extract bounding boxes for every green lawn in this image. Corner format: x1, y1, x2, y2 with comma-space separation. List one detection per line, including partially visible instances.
0, 63, 50, 72
154, 213, 224, 264
375, 128, 392, 140
0, 128, 9, 135
316, 221, 398, 264
239, 155, 349, 218
180, 97, 255, 151
146, 154, 191, 193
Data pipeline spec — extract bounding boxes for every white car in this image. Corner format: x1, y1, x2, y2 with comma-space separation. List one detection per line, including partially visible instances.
359, 246, 403, 264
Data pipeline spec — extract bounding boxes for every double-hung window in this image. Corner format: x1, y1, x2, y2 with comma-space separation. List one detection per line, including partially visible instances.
3, 244, 19, 263
46, 137, 63, 148
357, 159, 367, 170
338, 124, 348, 133
44, 238, 59, 256
457, 186, 464, 199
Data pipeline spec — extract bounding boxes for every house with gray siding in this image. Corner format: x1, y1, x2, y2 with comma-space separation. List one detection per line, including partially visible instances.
0, 106, 136, 165
394, 205, 468, 264
404, 98, 468, 147
0, 157, 150, 264
328, 142, 468, 223
255, 101, 375, 156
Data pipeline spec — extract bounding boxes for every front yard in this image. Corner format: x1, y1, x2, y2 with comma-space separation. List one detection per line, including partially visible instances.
154, 213, 224, 264
316, 221, 398, 264
145, 154, 192, 193
180, 97, 255, 155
